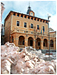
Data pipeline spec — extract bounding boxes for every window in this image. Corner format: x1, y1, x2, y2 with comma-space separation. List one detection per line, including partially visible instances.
17, 21, 19, 26
43, 26, 45, 31
37, 25, 39, 30
28, 16, 30, 19
31, 24, 33, 28
24, 22, 27, 27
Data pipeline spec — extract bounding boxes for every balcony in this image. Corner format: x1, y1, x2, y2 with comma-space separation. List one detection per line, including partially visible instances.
11, 28, 49, 37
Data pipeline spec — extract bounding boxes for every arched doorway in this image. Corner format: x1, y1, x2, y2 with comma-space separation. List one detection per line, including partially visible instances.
36, 38, 41, 49
43, 39, 48, 50
28, 37, 33, 46
18, 36, 25, 48
50, 40, 54, 47
12, 36, 14, 43
43, 39, 48, 47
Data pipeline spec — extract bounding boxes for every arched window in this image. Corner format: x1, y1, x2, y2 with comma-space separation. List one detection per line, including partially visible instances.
37, 25, 39, 30
43, 39, 48, 47
24, 22, 27, 27
31, 24, 33, 28
28, 37, 33, 46
19, 36, 25, 45
36, 38, 41, 49
17, 21, 19, 26
43, 26, 45, 32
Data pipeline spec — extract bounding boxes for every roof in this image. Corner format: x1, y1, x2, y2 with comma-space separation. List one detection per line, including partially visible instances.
27, 6, 32, 14
5, 10, 50, 22
49, 31, 56, 33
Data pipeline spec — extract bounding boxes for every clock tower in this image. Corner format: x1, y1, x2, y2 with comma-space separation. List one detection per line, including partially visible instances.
27, 5, 35, 16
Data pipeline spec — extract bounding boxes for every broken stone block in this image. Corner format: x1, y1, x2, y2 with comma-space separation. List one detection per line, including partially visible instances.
1, 42, 56, 74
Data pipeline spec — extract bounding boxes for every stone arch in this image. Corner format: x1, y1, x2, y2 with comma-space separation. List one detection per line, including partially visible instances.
50, 40, 54, 47
43, 39, 48, 47
28, 37, 33, 46
18, 36, 25, 45
36, 38, 41, 49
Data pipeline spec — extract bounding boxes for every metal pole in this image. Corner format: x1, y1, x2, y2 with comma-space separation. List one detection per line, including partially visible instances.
34, 26, 36, 50
35, 27, 36, 50
48, 16, 51, 61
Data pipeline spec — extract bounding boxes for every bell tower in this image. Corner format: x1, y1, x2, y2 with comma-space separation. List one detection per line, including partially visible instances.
27, 3, 35, 16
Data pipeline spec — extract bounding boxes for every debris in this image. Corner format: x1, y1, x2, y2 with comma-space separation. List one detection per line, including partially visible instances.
1, 42, 56, 74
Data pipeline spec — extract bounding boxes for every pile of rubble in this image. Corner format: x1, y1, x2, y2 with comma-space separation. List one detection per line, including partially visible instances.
1, 42, 56, 74
26, 46, 56, 60
26, 46, 45, 59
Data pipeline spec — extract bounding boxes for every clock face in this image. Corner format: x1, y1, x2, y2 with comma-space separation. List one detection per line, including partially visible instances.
30, 12, 33, 16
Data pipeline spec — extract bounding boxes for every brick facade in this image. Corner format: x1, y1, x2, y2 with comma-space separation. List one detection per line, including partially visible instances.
4, 10, 56, 50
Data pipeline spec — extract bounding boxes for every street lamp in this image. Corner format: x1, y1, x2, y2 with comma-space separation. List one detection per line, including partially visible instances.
48, 15, 51, 60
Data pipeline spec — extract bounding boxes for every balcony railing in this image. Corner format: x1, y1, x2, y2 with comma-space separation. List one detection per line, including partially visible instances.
43, 47, 48, 50
18, 45, 25, 48
10, 28, 55, 37
50, 47, 54, 50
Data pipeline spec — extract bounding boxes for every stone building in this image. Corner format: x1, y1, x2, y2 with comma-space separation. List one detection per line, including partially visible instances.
1, 24, 5, 45
1, 2, 5, 45
4, 6, 56, 50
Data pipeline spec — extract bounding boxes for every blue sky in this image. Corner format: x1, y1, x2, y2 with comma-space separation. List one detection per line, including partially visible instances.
2, 0, 56, 31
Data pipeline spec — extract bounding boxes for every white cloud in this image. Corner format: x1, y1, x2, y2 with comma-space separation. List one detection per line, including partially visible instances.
2, 1, 56, 32
49, 14, 57, 31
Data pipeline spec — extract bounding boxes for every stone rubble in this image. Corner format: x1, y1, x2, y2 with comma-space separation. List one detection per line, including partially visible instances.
1, 42, 57, 74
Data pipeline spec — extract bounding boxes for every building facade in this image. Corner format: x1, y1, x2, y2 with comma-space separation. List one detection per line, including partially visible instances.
4, 6, 56, 50
1, 2, 5, 45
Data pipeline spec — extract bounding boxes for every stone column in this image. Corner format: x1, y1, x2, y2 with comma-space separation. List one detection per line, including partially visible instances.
15, 37, 19, 46
25, 37, 28, 47
48, 41, 49, 50
13, 34, 19, 46
41, 39, 43, 50
23, 15, 25, 18
13, 34, 16, 45
33, 39, 35, 48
